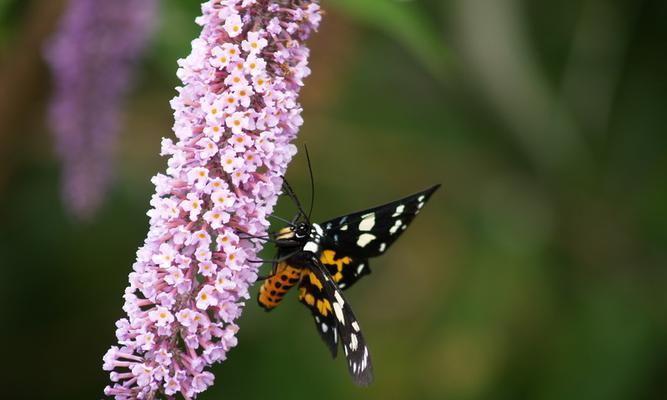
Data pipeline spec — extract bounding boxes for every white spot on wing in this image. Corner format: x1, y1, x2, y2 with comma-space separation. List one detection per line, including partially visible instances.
303, 241, 318, 253
313, 223, 323, 236
392, 204, 405, 217
356, 263, 365, 274
333, 302, 345, 325
379, 242, 386, 252
358, 213, 375, 231
357, 233, 376, 247
389, 220, 402, 235
334, 291, 345, 305
350, 333, 358, 351
352, 321, 360, 332
418, 195, 425, 202
340, 224, 348, 231
417, 202, 425, 209
321, 323, 328, 333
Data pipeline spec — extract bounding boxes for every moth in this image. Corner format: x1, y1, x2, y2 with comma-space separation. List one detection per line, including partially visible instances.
251, 176, 439, 386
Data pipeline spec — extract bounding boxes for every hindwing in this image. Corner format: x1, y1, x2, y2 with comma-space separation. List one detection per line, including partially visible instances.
298, 268, 339, 358
298, 263, 374, 385
318, 249, 370, 290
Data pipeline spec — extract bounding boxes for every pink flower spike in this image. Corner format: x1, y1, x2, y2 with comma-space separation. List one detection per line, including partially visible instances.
210, 46, 231, 69
103, 1, 322, 398
180, 192, 203, 221
196, 137, 219, 159
211, 188, 236, 209
198, 261, 216, 277
196, 285, 219, 310
203, 208, 230, 229
223, 13, 244, 38
221, 150, 244, 173
225, 111, 249, 134
148, 306, 175, 328
242, 31, 268, 54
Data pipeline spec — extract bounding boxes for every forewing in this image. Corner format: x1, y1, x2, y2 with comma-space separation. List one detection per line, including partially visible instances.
321, 184, 440, 259
305, 255, 374, 386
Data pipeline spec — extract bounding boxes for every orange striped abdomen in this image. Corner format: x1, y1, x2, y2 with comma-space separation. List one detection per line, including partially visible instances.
258, 262, 304, 310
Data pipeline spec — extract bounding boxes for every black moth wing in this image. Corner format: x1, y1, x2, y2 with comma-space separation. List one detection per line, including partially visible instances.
320, 184, 440, 259
306, 255, 374, 386
318, 249, 371, 291
298, 268, 339, 358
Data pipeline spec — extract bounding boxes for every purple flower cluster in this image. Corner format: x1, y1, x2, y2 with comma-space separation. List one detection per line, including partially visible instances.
45, 0, 157, 219
102, 1, 321, 398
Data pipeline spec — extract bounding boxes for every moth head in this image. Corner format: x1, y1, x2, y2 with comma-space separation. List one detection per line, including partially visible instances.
276, 226, 295, 240
294, 222, 310, 239
275, 223, 310, 243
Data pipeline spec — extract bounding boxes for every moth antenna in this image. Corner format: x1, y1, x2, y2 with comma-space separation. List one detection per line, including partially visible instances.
267, 213, 294, 226
304, 144, 315, 221
282, 178, 310, 224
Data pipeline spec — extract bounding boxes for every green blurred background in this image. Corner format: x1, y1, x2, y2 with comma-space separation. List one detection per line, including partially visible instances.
1, 0, 666, 399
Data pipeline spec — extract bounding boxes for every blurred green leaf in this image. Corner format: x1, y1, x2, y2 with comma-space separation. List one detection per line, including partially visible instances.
151, 0, 202, 81
0, 0, 25, 47
329, 0, 449, 84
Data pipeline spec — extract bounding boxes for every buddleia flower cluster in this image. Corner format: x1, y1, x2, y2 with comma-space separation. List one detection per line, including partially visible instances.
102, 0, 321, 398
45, 0, 157, 219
